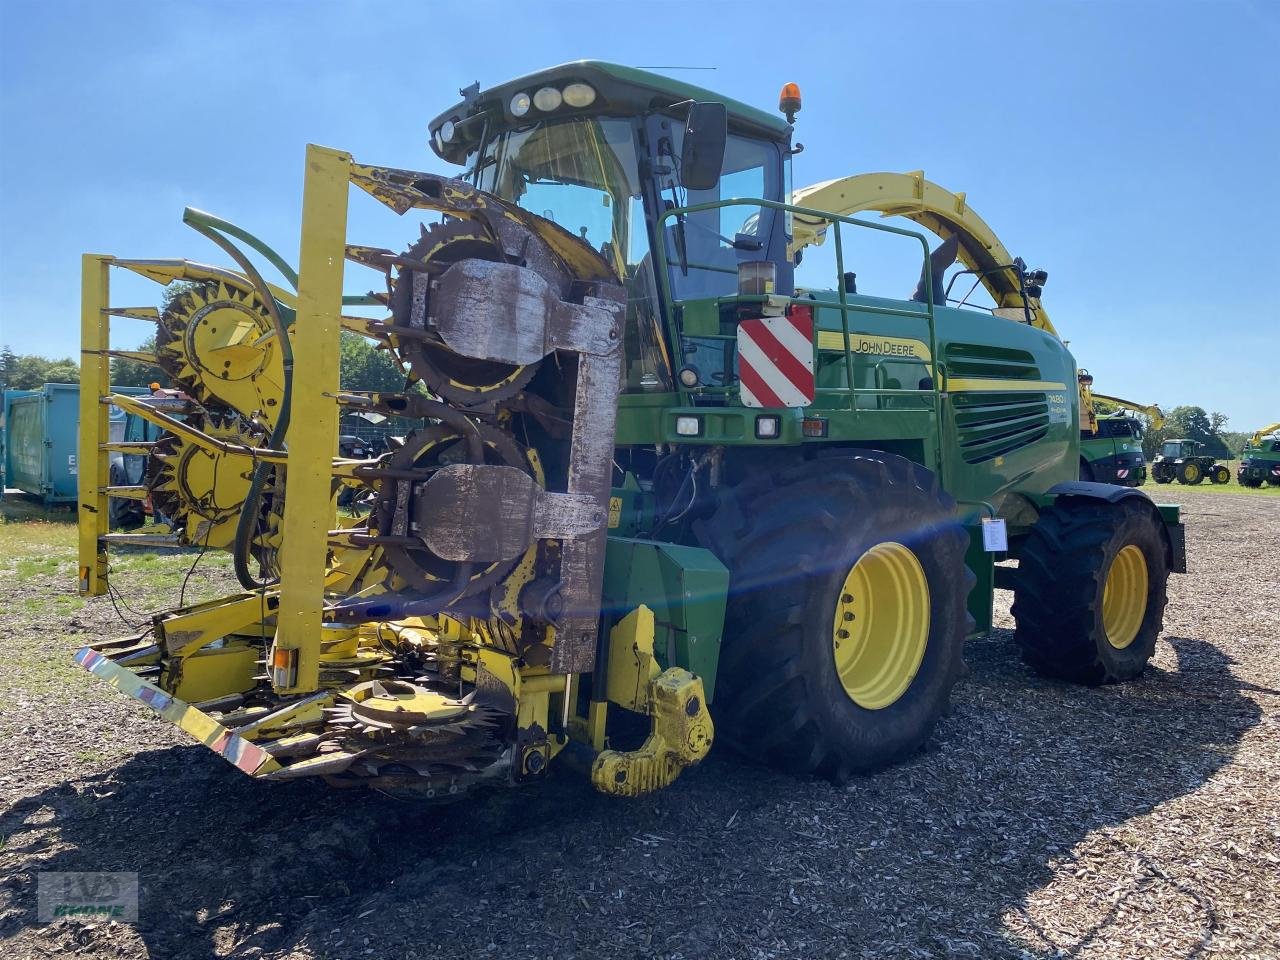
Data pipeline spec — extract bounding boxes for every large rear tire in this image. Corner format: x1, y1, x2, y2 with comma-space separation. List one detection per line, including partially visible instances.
699, 452, 973, 779
1012, 498, 1169, 684
1177, 460, 1203, 485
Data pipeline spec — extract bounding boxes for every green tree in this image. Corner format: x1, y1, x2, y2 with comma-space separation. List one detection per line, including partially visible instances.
1, 352, 79, 390
110, 332, 169, 388
0, 344, 17, 390
339, 330, 406, 392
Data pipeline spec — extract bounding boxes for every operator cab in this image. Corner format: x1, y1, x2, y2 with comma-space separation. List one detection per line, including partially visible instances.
427, 61, 794, 395
1091, 414, 1143, 441
1161, 439, 1199, 458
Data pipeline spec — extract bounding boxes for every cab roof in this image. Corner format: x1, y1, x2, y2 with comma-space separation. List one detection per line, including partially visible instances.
428, 60, 792, 165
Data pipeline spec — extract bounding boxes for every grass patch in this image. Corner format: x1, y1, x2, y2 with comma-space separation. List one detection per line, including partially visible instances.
1145, 460, 1280, 497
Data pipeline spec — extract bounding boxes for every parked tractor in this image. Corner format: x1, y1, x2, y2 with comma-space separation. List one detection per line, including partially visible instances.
1237, 422, 1280, 487
1151, 439, 1230, 485
74, 62, 1186, 799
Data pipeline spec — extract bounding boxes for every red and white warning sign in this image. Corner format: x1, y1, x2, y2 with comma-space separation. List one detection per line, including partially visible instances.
737, 311, 815, 408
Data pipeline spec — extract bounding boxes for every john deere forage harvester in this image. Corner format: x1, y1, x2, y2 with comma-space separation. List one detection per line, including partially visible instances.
77, 62, 1186, 798
1075, 373, 1162, 486
1237, 423, 1280, 487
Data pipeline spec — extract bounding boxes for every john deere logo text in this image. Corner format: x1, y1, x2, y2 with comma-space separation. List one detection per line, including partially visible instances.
815, 331, 932, 362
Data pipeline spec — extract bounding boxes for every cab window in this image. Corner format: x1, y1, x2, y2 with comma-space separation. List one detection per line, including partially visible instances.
655, 125, 784, 302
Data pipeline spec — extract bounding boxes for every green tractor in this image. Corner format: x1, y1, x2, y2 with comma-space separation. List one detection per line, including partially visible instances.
1151, 439, 1230, 485
1237, 422, 1280, 487
76, 61, 1188, 795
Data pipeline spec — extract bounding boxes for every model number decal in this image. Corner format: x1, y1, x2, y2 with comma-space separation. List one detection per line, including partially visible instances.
1047, 392, 1071, 424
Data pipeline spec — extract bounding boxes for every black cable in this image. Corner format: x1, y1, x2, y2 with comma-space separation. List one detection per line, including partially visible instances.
104, 577, 146, 629
178, 453, 218, 608
181, 213, 294, 591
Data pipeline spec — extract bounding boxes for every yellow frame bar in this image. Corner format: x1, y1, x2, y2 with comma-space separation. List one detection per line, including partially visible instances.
78, 254, 112, 596
271, 145, 350, 693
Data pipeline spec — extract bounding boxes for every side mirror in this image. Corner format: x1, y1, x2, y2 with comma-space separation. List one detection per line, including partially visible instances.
680, 102, 727, 191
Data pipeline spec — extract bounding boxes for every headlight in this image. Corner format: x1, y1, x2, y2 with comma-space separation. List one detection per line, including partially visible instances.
533, 86, 563, 112
439, 119, 457, 142
562, 82, 596, 107
677, 365, 700, 389
675, 416, 702, 437
510, 92, 531, 117
755, 415, 781, 439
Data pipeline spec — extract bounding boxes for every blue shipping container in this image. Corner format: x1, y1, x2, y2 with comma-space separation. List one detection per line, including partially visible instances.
2, 383, 149, 506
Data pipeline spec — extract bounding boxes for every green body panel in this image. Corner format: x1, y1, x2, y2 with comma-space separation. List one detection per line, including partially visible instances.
623, 289, 1080, 532
601, 537, 730, 699
1080, 426, 1146, 485
1080, 433, 1141, 463
964, 529, 995, 635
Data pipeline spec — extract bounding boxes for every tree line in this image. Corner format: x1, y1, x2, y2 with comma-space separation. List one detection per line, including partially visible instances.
2, 333, 404, 394
1095, 400, 1248, 460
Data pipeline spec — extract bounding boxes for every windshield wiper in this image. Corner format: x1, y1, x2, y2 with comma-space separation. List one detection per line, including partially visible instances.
653, 144, 690, 277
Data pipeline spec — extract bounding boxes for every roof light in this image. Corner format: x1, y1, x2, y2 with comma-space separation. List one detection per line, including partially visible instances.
533, 86, 563, 112
779, 82, 802, 123
563, 82, 596, 108
439, 119, 457, 143
510, 92, 531, 117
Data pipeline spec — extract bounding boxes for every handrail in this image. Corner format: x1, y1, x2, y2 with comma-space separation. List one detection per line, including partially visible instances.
654, 197, 942, 469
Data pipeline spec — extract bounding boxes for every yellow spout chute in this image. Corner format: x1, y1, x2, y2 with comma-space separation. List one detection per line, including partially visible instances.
791, 171, 1056, 338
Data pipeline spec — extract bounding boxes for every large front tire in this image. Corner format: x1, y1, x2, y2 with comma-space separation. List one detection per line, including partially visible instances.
1012, 498, 1169, 684
700, 452, 973, 779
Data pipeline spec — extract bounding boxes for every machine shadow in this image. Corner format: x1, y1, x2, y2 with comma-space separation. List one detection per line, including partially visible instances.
0, 634, 1257, 959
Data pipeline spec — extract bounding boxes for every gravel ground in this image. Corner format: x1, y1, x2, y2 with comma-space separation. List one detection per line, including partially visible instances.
1, 486, 1276, 960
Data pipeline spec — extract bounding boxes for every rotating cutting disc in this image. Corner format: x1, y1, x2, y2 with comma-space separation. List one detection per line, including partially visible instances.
371, 421, 540, 598
157, 278, 286, 425
389, 219, 558, 406
145, 411, 264, 548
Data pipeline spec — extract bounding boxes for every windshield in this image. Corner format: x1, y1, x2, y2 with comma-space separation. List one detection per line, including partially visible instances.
1161, 442, 1183, 457
476, 117, 640, 277
475, 117, 672, 392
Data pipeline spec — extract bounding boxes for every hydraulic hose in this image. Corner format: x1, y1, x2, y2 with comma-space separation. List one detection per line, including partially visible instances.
182, 210, 293, 590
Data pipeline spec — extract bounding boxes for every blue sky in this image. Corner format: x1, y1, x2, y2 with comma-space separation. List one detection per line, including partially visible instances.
2, 0, 1277, 427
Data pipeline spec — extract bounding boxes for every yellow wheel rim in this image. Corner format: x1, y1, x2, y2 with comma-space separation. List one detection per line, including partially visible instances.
1102, 544, 1148, 649
832, 542, 930, 710
1184, 463, 1200, 482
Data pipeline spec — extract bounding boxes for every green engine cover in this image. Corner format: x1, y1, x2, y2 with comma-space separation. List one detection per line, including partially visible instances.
601, 537, 729, 700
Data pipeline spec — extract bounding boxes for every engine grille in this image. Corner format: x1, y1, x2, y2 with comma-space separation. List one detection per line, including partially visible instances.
946, 344, 1050, 464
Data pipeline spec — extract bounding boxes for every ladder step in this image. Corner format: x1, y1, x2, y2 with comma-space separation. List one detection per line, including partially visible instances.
105, 306, 161, 321
100, 532, 181, 548
100, 441, 157, 454
101, 485, 148, 500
